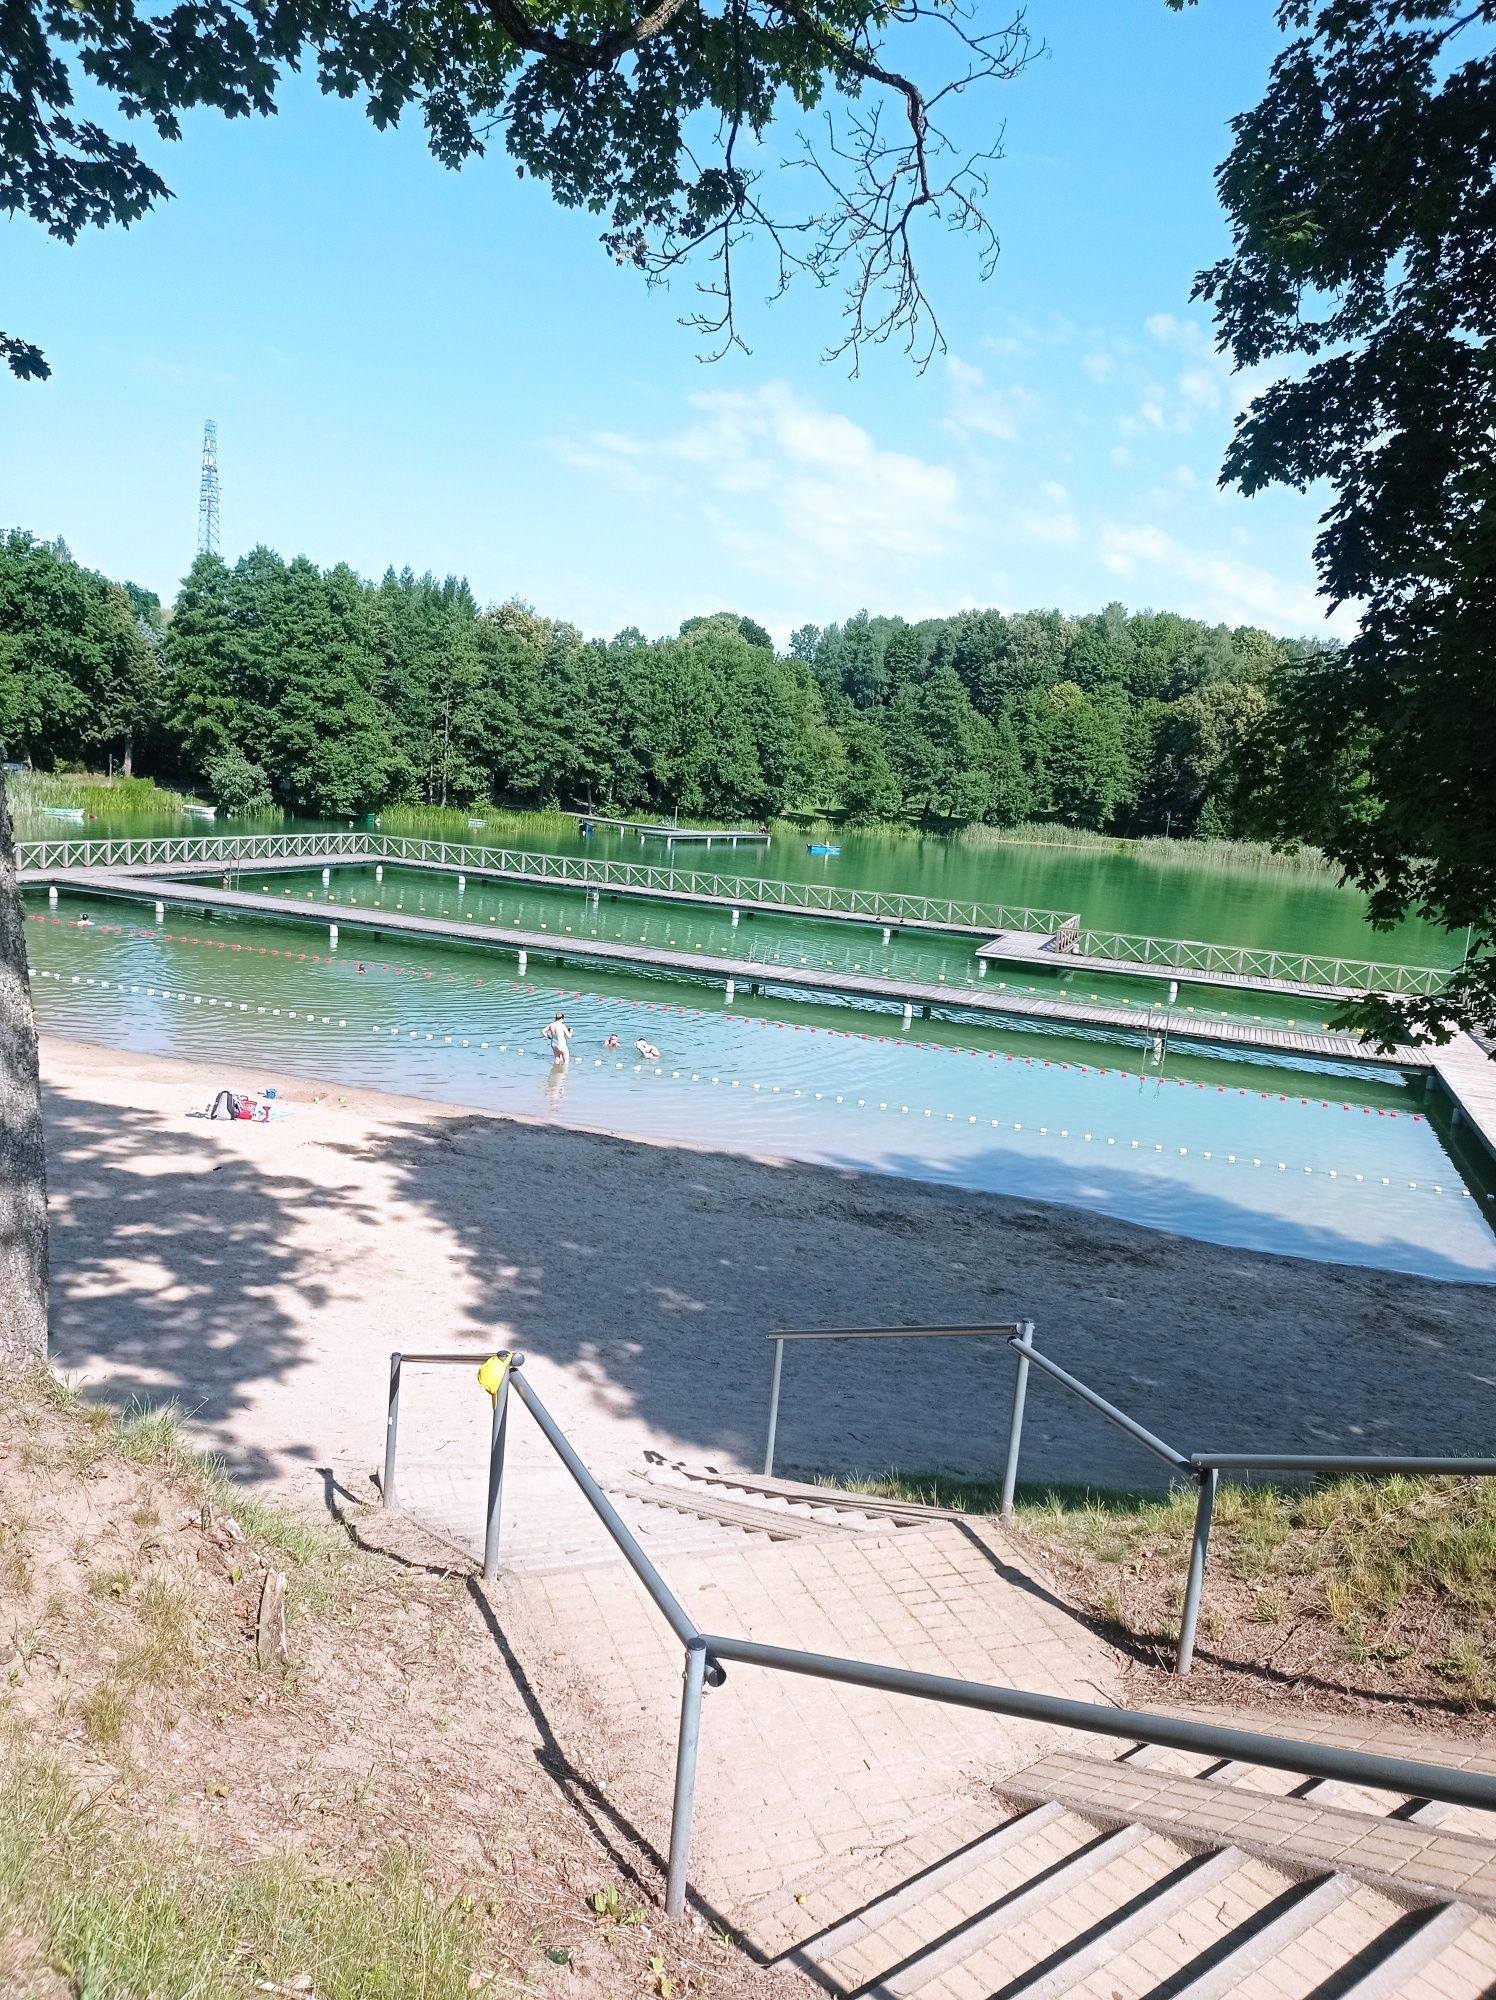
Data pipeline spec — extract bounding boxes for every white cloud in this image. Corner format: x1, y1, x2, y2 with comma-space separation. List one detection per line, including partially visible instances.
559, 381, 965, 592
1176, 366, 1223, 411
1020, 479, 1080, 548
943, 354, 1034, 442
1097, 520, 1351, 635
1081, 348, 1116, 381
1144, 311, 1199, 347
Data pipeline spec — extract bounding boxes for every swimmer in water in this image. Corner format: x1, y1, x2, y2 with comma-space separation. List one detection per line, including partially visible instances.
604, 1033, 620, 1049
635, 1038, 661, 1062
356, 962, 366, 975
543, 1011, 574, 1067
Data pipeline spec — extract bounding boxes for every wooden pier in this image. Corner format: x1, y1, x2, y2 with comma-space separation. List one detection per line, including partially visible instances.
1429, 1035, 1496, 1168
575, 815, 771, 846
30, 848, 1050, 941
39, 869, 1431, 1070
976, 933, 1452, 1003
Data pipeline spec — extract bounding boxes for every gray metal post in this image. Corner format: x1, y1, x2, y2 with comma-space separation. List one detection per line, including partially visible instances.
665, 1641, 708, 1919
764, 1337, 785, 1477
1000, 1326, 1032, 1519
482, 1368, 510, 1582
383, 1353, 402, 1506
1176, 1466, 1218, 1675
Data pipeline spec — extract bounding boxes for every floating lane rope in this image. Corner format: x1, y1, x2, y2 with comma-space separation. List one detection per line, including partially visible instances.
32, 968, 1467, 1197
24, 931, 1425, 1122
23, 909, 1355, 1031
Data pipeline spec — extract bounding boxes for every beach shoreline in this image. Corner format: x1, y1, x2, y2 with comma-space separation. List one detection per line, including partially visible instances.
38, 1034, 1496, 1540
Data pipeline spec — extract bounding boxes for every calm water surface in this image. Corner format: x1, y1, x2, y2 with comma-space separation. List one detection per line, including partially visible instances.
17, 801, 1462, 967
26, 889, 1496, 1284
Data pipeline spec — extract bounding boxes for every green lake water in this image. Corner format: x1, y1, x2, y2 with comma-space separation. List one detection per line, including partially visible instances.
14, 799, 1461, 968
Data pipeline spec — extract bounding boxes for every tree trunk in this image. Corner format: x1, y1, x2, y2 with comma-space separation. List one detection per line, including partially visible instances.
121, 731, 133, 778
0, 769, 48, 1361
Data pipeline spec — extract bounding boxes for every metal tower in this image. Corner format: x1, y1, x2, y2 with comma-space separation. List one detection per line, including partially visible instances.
196, 418, 221, 556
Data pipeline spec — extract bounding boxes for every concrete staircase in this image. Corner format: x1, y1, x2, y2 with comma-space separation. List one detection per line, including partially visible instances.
617, 1459, 955, 1541
603, 1471, 1496, 1995
410, 1443, 1496, 1999
774, 1733, 1496, 1999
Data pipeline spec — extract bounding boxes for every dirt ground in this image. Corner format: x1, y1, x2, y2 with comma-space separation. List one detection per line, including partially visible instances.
40, 1035, 1496, 1531
0, 1371, 808, 1999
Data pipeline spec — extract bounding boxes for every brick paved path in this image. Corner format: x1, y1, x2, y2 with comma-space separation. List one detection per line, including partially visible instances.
502, 1515, 1122, 1959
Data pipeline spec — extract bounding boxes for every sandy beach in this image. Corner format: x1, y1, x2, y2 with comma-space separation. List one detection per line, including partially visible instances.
39, 1034, 1496, 1517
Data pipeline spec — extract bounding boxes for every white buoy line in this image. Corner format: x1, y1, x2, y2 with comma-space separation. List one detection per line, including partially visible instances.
25, 968, 1477, 1203
28, 967, 348, 1029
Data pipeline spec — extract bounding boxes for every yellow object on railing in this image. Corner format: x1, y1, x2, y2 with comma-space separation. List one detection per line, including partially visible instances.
476, 1352, 512, 1408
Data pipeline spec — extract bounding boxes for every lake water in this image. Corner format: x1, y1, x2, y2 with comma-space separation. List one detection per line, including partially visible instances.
25, 888, 1496, 1284
239, 863, 1370, 1033
15, 798, 1462, 969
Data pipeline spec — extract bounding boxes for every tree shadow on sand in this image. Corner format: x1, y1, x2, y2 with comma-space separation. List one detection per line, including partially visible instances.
43, 1075, 1496, 1504
43, 1086, 382, 1482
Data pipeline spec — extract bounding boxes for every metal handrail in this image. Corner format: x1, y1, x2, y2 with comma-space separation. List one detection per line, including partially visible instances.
762, 1322, 1025, 1479
508, 1367, 700, 1651
380, 1344, 1496, 1928
990, 1331, 1496, 1676
1195, 1452, 1496, 1474
700, 1636, 1496, 1814
1002, 1332, 1193, 1487
1075, 927, 1451, 998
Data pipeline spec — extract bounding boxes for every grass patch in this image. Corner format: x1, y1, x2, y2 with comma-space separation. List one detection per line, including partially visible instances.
0, 1515, 32, 1596
11, 1372, 356, 1622
954, 821, 1340, 876
0, 1757, 487, 2000
6, 771, 200, 823
837, 1467, 1496, 1700
377, 803, 577, 842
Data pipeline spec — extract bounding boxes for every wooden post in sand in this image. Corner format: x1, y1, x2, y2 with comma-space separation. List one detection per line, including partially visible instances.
0, 770, 48, 1361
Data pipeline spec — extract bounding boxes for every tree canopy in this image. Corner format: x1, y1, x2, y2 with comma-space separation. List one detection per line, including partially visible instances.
1188, 0, 1496, 1045
0, 528, 1330, 841
4, 0, 1033, 381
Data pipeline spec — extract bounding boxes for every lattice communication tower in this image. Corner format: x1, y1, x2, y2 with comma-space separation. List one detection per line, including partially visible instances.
197, 418, 221, 556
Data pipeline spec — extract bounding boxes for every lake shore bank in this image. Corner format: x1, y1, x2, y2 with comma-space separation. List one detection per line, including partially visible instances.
38, 1034, 1496, 1533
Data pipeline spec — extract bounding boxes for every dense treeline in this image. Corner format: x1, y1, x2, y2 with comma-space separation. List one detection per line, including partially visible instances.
0, 530, 1337, 838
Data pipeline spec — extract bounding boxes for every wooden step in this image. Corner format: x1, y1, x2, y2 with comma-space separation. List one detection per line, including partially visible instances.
1000, 1753, 1496, 1913
670, 1464, 964, 1526
614, 1475, 853, 1540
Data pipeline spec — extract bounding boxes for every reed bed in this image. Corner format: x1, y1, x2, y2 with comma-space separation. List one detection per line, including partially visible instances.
4, 771, 200, 822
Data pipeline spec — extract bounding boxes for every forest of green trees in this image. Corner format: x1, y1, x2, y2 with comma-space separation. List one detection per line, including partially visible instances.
0, 529, 1335, 838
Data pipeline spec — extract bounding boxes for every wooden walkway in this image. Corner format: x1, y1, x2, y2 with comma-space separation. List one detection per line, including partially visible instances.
575, 815, 771, 846
43, 869, 1430, 1069
33, 851, 1016, 940
975, 933, 1450, 1002
1430, 1034, 1496, 1167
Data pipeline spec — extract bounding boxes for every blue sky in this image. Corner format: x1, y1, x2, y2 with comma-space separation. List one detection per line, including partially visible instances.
1, 0, 1351, 646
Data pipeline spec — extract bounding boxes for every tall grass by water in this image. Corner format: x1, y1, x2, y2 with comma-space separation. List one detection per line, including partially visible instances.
957, 820, 1339, 877
4, 770, 199, 823
377, 802, 578, 842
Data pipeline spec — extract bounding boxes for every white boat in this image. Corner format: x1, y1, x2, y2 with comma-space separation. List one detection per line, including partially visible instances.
41, 806, 86, 821
183, 803, 217, 819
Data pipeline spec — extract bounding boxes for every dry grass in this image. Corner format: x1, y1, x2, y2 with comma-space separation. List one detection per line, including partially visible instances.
0, 1368, 807, 2000
838, 1469, 1496, 1713
0, 1758, 483, 2000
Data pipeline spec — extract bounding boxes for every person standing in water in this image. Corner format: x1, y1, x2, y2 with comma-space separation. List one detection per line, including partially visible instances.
543, 1012, 574, 1067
